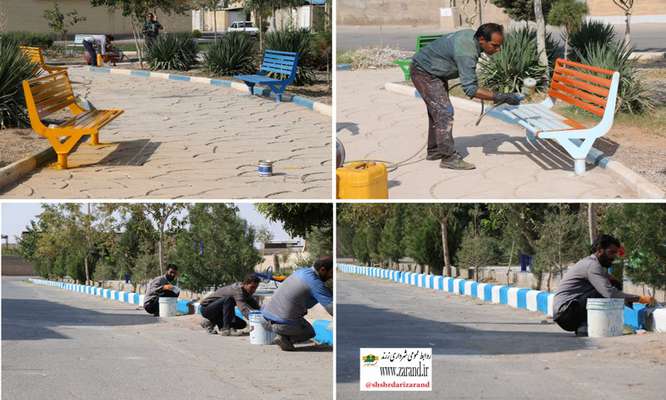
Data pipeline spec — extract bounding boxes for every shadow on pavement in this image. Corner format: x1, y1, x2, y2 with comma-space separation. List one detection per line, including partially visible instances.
97, 139, 161, 166
336, 302, 588, 384
2, 298, 157, 341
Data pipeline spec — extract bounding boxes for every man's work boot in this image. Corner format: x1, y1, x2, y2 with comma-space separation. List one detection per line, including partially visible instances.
575, 324, 588, 337
440, 153, 475, 170
219, 328, 244, 337
426, 153, 442, 161
200, 319, 217, 335
274, 334, 296, 351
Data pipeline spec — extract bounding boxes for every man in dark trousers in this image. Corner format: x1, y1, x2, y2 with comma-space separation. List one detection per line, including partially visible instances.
143, 264, 179, 316
262, 256, 333, 351
553, 234, 656, 336
410, 23, 524, 170
199, 274, 261, 336
143, 13, 163, 46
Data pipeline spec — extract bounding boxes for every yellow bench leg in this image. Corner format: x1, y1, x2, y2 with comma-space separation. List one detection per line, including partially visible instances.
90, 133, 99, 146
56, 153, 68, 169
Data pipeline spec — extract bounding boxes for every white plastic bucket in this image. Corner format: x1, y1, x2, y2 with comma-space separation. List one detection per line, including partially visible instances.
249, 311, 275, 345
158, 297, 178, 317
586, 298, 624, 337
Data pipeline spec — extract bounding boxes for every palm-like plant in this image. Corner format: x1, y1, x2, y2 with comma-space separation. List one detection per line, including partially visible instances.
265, 28, 314, 85
144, 33, 198, 71
577, 42, 653, 114
567, 20, 616, 62
0, 37, 38, 128
204, 32, 257, 76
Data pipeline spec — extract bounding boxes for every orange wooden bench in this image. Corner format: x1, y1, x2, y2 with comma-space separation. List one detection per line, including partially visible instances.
496, 58, 620, 175
20, 46, 67, 75
22, 70, 124, 169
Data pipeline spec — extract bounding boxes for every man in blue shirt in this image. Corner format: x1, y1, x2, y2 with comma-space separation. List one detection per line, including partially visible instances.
411, 23, 523, 170
262, 256, 333, 351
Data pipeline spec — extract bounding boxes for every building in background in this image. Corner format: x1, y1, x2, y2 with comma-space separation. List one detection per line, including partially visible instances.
256, 240, 308, 273
1, 0, 191, 36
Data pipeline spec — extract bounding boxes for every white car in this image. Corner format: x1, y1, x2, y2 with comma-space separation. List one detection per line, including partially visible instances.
227, 21, 259, 36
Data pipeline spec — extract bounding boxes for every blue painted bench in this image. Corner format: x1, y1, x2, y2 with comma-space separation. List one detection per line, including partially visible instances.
234, 49, 300, 103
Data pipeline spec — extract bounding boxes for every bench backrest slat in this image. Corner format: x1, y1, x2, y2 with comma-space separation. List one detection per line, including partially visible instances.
23, 71, 76, 120
548, 58, 615, 117
20, 46, 45, 65
416, 34, 443, 51
259, 50, 299, 77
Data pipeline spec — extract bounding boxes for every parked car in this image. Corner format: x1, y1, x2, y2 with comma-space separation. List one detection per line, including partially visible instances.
227, 21, 259, 36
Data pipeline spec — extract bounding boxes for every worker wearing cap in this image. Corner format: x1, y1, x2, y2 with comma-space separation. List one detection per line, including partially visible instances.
143, 264, 180, 316
553, 234, 656, 336
199, 273, 261, 336
410, 23, 524, 170
261, 256, 333, 351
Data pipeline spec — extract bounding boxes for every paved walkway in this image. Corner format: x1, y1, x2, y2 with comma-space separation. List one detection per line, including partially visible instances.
2, 277, 332, 400
337, 273, 666, 400
3, 67, 331, 199
337, 68, 637, 199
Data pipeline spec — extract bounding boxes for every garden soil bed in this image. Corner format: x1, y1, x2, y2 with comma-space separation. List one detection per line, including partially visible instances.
0, 129, 50, 168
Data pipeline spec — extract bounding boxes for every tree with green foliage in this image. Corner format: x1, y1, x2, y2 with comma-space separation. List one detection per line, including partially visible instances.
547, 0, 588, 58
490, 0, 555, 21
90, 0, 191, 65
43, 2, 86, 41
402, 205, 443, 274
172, 203, 262, 293
428, 204, 462, 276
257, 203, 331, 238
378, 204, 405, 267
243, 0, 272, 50
532, 204, 588, 291
351, 224, 371, 265
456, 226, 498, 280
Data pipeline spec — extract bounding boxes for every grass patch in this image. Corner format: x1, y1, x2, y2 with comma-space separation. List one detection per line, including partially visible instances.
556, 104, 666, 136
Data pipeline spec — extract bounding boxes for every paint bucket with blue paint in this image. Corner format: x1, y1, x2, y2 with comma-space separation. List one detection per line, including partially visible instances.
258, 160, 273, 177
249, 311, 275, 345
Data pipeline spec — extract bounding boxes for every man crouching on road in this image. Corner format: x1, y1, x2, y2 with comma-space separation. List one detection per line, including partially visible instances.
262, 256, 333, 351
410, 23, 524, 170
553, 234, 656, 336
143, 264, 180, 316
199, 274, 261, 336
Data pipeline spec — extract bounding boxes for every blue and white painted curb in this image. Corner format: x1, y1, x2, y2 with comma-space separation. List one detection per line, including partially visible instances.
29, 278, 333, 345
87, 67, 332, 117
382, 81, 664, 199
336, 64, 352, 71
337, 264, 647, 330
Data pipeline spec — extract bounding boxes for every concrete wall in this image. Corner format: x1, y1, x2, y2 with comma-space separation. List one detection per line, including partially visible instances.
586, 0, 665, 16
2, 0, 191, 35
1, 255, 34, 276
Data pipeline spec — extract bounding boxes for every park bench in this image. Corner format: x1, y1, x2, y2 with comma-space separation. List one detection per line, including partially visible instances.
234, 49, 299, 103
22, 70, 124, 169
20, 46, 67, 75
495, 58, 620, 175
393, 34, 443, 80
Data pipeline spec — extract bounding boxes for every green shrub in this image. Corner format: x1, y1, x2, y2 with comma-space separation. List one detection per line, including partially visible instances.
204, 32, 257, 76
0, 31, 55, 48
479, 26, 561, 93
144, 33, 199, 71
576, 42, 653, 114
265, 28, 315, 85
310, 30, 332, 71
567, 20, 616, 62
0, 37, 39, 128
191, 29, 202, 39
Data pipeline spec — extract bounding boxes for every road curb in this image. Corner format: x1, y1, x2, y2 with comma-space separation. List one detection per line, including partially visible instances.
88, 66, 332, 117
384, 81, 665, 199
0, 147, 56, 191
337, 263, 650, 331
28, 278, 333, 345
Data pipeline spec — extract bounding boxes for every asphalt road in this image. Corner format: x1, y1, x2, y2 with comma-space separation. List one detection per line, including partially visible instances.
337, 24, 666, 52
336, 273, 666, 400
2, 277, 332, 400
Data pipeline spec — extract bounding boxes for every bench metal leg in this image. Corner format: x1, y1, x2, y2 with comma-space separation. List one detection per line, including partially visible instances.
90, 133, 99, 146
247, 83, 255, 95
56, 153, 68, 169
574, 159, 586, 175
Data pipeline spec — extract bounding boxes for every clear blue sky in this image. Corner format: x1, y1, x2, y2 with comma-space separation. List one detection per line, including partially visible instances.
1, 203, 292, 244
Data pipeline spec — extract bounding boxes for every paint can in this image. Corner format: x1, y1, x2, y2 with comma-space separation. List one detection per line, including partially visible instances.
522, 77, 537, 97
258, 160, 273, 177
158, 297, 178, 317
249, 311, 275, 345
586, 298, 624, 337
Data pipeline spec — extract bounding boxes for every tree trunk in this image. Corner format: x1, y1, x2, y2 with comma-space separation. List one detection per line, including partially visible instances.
624, 12, 631, 44
440, 219, 451, 276
130, 16, 143, 67
158, 229, 164, 275
587, 203, 597, 245
213, 8, 218, 40
534, 0, 549, 77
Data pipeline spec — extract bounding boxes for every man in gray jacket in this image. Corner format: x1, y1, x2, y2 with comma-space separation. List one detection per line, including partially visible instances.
262, 256, 333, 351
199, 274, 261, 336
553, 235, 655, 336
143, 264, 180, 316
